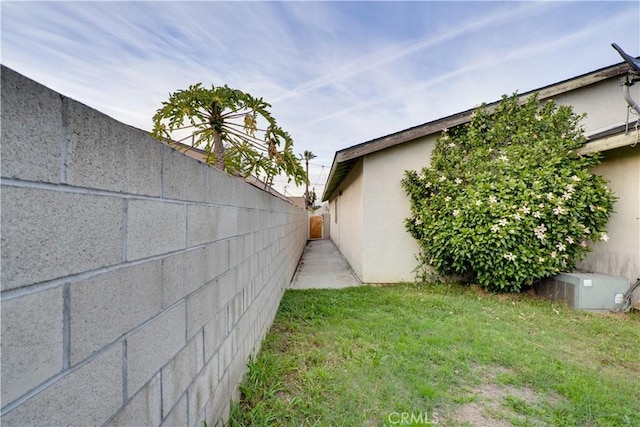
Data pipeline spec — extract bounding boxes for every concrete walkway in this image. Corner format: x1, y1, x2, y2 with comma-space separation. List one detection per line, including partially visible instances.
289, 239, 361, 289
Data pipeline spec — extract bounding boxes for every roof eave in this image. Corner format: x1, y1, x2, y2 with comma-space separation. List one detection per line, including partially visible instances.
322, 61, 632, 201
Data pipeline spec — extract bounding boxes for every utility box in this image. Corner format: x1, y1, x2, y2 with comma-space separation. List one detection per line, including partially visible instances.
535, 272, 629, 311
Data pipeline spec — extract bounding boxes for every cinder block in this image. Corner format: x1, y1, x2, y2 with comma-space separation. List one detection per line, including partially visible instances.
70, 261, 163, 364
204, 240, 229, 283
106, 372, 161, 427
162, 248, 205, 307
228, 236, 244, 269
162, 148, 206, 202
1, 343, 122, 427
1, 287, 64, 404
207, 371, 230, 425
204, 167, 235, 206
161, 392, 187, 427
243, 233, 256, 259
1, 65, 62, 183
217, 269, 238, 310
217, 331, 234, 381
186, 280, 220, 339
65, 99, 163, 196
187, 353, 218, 427
126, 199, 186, 261
228, 293, 245, 333
161, 334, 202, 415
217, 207, 239, 239
0, 187, 123, 291
126, 303, 186, 397
228, 349, 248, 391
237, 208, 252, 235
187, 204, 219, 246
203, 310, 227, 362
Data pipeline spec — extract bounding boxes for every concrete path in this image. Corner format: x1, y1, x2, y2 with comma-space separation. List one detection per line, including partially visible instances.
289, 239, 361, 289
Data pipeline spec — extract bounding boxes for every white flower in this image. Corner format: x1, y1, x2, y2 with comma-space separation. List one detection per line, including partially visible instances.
566, 184, 575, 193
551, 251, 557, 259
580, 240, 588, 248
499, 155, 508, 162
415, 218, 422, 225
589, 205, 596, 212
503, 252, 516, 261
491, 224, 500, 233
535, 114, 542, 121
520, 206, 530, 214
448, 143, 456, 149
538, 203, 545, 209
566, 236, 574, 244
439, 176, 447, 182
533, 211, 542, 219
583, 227, 590, 234
600, 233, 609, 242
489, 195, 497, 204
475, 200, 482, 206
452, 209, 460, 217
571, 175, 581, 182
445, 196, 451, 202
487, 147, 494, 153
534, 224, 547, 233
534, 224, 547, 240
553, 206, 566, 215
454, 178, 463, 185
513, 213, 522, 221
425, 182, 432, 189
561, 192, 572, 200
498, 218, 508, 227
538, 257, 545, 263
556, 242, 566, 252
546, 193, 554, 200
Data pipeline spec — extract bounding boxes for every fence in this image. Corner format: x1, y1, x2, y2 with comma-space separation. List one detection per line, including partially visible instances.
0, 66, 307, 426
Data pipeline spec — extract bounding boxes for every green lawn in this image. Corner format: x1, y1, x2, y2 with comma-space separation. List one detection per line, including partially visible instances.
228, 284, 640, 426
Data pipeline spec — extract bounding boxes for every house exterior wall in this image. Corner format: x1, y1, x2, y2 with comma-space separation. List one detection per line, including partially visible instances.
332, 69, 639, 284
0, 66, 307, 427
577, 145, 640, 283
361, 137, 437, 283
552, 76, 639, 134
328, 159, 365, 280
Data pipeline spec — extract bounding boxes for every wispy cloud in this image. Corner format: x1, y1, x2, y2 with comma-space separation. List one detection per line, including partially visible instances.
2, 1, 638, 196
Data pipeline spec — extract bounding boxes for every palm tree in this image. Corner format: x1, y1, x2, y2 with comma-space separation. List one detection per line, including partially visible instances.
302, 150, 317, 210
151, 83, 307, 188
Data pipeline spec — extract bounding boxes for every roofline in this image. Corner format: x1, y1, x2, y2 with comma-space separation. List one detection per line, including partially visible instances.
322, 60, 632, 201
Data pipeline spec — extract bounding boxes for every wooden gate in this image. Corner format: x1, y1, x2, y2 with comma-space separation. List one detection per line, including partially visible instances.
309, 215, 323, 239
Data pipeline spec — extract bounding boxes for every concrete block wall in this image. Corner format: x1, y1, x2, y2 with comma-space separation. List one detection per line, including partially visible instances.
0, 66, 307, 426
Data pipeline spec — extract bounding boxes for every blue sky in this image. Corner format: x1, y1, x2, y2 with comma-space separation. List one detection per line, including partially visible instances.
2, 1, 639, 196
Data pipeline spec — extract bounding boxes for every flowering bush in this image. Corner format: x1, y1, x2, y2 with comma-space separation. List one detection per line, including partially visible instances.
401, 94, 615, 292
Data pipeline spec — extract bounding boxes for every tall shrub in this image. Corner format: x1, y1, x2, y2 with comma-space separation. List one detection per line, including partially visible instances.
401, 94, 615, 292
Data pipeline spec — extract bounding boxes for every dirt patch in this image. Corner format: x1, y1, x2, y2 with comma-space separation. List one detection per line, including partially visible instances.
442, 366, 564, 426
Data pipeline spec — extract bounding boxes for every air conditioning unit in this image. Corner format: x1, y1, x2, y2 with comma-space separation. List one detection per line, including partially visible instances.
535, 272, 630, 311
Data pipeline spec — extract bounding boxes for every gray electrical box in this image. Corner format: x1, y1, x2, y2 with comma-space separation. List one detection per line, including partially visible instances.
535, 272, 630, 311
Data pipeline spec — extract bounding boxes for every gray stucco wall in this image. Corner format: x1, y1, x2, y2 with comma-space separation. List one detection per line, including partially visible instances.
0, 66, 307, 426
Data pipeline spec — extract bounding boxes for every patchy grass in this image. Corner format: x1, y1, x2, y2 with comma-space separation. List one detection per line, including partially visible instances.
227, 283, 640, 426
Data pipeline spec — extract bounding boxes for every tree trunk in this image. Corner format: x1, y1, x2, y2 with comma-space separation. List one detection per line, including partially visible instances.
305, 159, 310, 210
213, 131, 224, 170
211, 101, 225, 171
